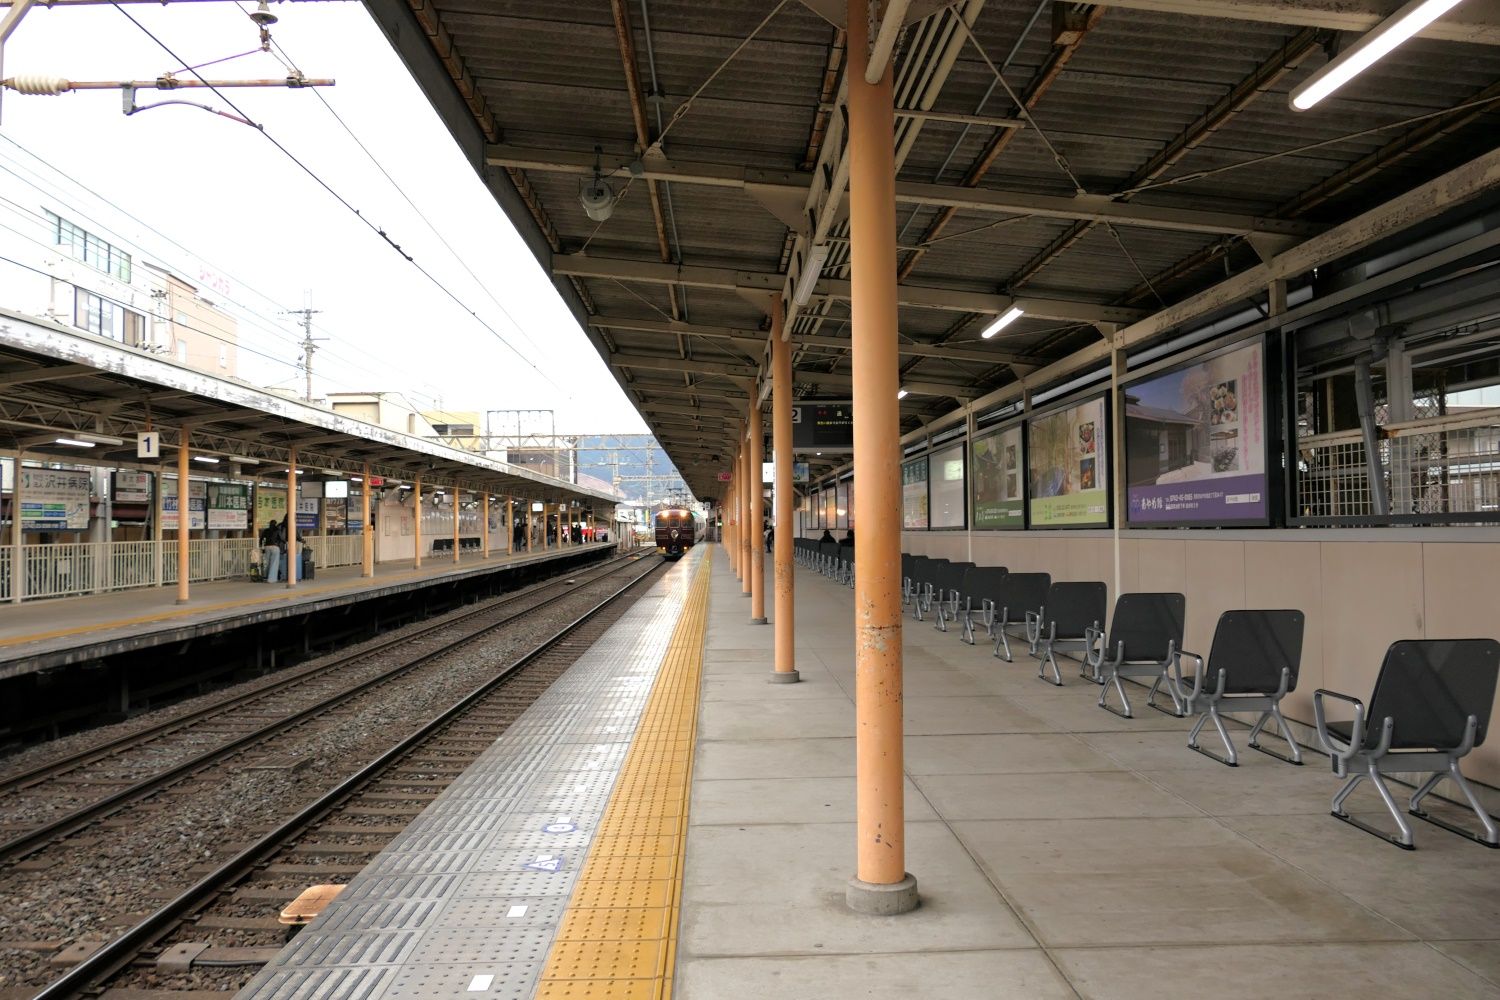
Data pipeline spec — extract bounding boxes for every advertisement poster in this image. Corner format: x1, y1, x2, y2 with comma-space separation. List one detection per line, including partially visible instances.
296, 497, 319, 533
20, 468, 90, 531
846, 476, 855, 528
930, 442, 966, 528
112, 471, 152, 505
206, 483, 250, 530
971, 425, 1025, 529
325, 498, 348, 532
810, 488, 822, 527
1027, 397, 1108, 527
162, 478, 207, 531
901, 457, 929, 529
1125, 340, 1267, 525
255, 486, 288, 533
823, 485, 838, 529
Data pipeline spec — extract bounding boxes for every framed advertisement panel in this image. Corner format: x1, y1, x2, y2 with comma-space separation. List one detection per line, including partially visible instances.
971, 423, 1025, 529
1124, 337, 1270, 527
901, 456, 929, 529
845, 475, 855, 529
1026, 395, 1109, 528
930, 441, 966, 529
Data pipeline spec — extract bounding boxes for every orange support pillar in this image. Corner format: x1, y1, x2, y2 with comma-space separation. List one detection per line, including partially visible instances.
844, 0, 916, 915
739, 438, 751, 596
749, 397, 766, 623
770, 296, 798, 682
451, 488, 461, 563
175, 428, 191, 604
361, 462, 373, 578
728, 466, 739, 579
413, 475, 423, 569
481, 492, 490, 559
285, 448, 298, 588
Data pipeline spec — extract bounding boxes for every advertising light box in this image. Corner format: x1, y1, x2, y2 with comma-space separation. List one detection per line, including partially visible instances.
930, 442, 965, 529
1124, 339, 1268, 526
901, 457, 928, 529
971, 424, 1024, 529
1027, 396, 1108, 527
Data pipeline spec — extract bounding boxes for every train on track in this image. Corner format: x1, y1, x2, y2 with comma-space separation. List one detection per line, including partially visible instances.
653, 506, 703, 559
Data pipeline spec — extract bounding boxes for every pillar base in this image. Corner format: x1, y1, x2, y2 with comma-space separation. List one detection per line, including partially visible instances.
749, 616, 768, 625
768, 669, 800, 684
845, 873, 919, 915
174, 598, 191, 606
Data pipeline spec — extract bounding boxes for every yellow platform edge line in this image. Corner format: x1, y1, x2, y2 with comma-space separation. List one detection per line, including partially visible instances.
537, 549, 711, 999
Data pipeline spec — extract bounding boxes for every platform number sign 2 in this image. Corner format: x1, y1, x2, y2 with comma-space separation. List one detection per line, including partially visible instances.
137, 431, 160, 459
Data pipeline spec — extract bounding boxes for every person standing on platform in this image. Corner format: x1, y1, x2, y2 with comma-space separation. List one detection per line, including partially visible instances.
260, 521, 281, 583
765, 525, 774, 552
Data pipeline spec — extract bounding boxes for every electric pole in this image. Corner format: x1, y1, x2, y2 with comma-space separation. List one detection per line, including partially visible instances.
282, 304, 326, 403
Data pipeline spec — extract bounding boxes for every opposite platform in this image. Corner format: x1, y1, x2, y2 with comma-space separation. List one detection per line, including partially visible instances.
676, 548, 1500, 999
0, 543, 615, 680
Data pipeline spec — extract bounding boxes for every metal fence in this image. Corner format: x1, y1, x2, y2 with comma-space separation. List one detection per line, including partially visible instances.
1295, 406, 1500, 522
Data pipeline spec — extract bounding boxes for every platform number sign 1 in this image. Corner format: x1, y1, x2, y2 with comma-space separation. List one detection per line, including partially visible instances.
137, 431, 160, 459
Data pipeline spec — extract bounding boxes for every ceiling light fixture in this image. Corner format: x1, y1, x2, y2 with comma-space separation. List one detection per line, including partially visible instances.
980, 306, 1025, 339
76, 432, 126, 446
793, 243, 830, 307
193, 455, 220, 464
897, 388, 909, 400
579, 145, 616, 223
55, 437, 95, 447
1290, 0, 1467, 110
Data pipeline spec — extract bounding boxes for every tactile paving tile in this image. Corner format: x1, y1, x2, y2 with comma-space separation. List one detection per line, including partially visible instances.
249, 966, 393, 1000
383, 961, 542, 1000
238, 552, 704, 1000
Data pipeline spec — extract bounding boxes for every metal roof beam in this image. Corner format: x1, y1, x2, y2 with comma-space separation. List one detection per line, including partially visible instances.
0, 363, 96, 386
611, 353, 759, 379
556, 256, 1147, 324
1094, 0, 1500, 45
486, 144, 1317, 237
589, 315, 1045, 366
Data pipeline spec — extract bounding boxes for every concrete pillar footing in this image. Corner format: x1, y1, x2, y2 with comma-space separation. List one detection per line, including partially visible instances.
174, 598, 191, 606
749, 616, 768, 625
845, 873, 919, 915
768, 669, 800, 684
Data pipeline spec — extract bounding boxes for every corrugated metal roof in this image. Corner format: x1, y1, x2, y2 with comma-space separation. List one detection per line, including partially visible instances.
370, 0, 1500, 498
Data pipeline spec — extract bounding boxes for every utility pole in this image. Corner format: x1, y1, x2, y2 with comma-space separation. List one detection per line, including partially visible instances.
282, 304, 326, 403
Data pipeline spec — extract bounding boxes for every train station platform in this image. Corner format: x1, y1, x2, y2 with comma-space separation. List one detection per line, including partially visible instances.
0, 542, 616, 681
232, 541, 1499, 998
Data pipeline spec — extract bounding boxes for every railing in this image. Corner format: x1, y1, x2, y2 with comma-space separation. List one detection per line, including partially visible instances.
315, 534, 364, 569
1295, 407, 1500, 523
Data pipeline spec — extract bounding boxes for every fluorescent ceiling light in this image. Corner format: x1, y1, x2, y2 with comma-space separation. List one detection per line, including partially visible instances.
793, 243, 831, 307
228, 455, 260, 465
76, 432, 126, 446
897, 388, 909, 400
980, 306, 1025, 339
1290, 0, 1466, 110
55, 437, 95, 447
193, 455, 220, 464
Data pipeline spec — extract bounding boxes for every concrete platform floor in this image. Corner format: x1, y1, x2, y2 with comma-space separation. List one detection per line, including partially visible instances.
679, 549, 1500, 999
0, 542, 617, 673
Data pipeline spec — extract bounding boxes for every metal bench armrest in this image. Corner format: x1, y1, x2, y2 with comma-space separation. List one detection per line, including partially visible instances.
1170, 649, 1205, 705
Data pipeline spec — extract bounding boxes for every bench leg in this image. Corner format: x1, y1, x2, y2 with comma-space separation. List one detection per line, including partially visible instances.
994, 628, 1014, 662
1187, 704, 1237, 766
1248, 705, 1303, 765
1330, 764, 1415, 849
1145, 670, 1185, 718
1097, 666, 1132, 718
1409, 760, 1500, 848
1036, 644, 1063, 686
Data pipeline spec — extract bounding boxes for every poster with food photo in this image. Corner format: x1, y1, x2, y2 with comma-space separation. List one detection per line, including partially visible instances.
1026, 397, 1108, 527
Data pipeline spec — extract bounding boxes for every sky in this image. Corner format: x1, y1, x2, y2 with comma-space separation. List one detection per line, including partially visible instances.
0, 0, 649, 436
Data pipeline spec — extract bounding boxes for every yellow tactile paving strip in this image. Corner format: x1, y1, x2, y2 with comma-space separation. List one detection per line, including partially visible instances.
536, 549, 711, 1000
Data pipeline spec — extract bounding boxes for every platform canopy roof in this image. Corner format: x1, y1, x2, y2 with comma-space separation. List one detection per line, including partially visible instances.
366, 0, 1500, 499
0, 311, 619, 505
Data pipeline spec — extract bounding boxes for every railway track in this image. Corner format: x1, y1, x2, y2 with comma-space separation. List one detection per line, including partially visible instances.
0, 551, 649, 865
22, 553, 667, 998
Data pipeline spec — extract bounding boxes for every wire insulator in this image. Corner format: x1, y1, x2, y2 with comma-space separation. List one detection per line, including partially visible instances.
6, 75, 72, 95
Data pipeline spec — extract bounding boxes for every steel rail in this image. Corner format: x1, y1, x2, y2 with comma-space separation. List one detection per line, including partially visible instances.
31, 555, 665, 1000
0, 553, 649, 864
0, 551, 643, 796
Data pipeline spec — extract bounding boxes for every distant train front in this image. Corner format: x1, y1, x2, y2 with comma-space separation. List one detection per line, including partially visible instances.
653, 507, 702, 559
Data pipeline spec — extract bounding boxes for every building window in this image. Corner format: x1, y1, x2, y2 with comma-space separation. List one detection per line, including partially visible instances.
47, 210, 131, 282
218, 345, 228, 368
177, 341, 188, 363
73, 288, 144, 343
